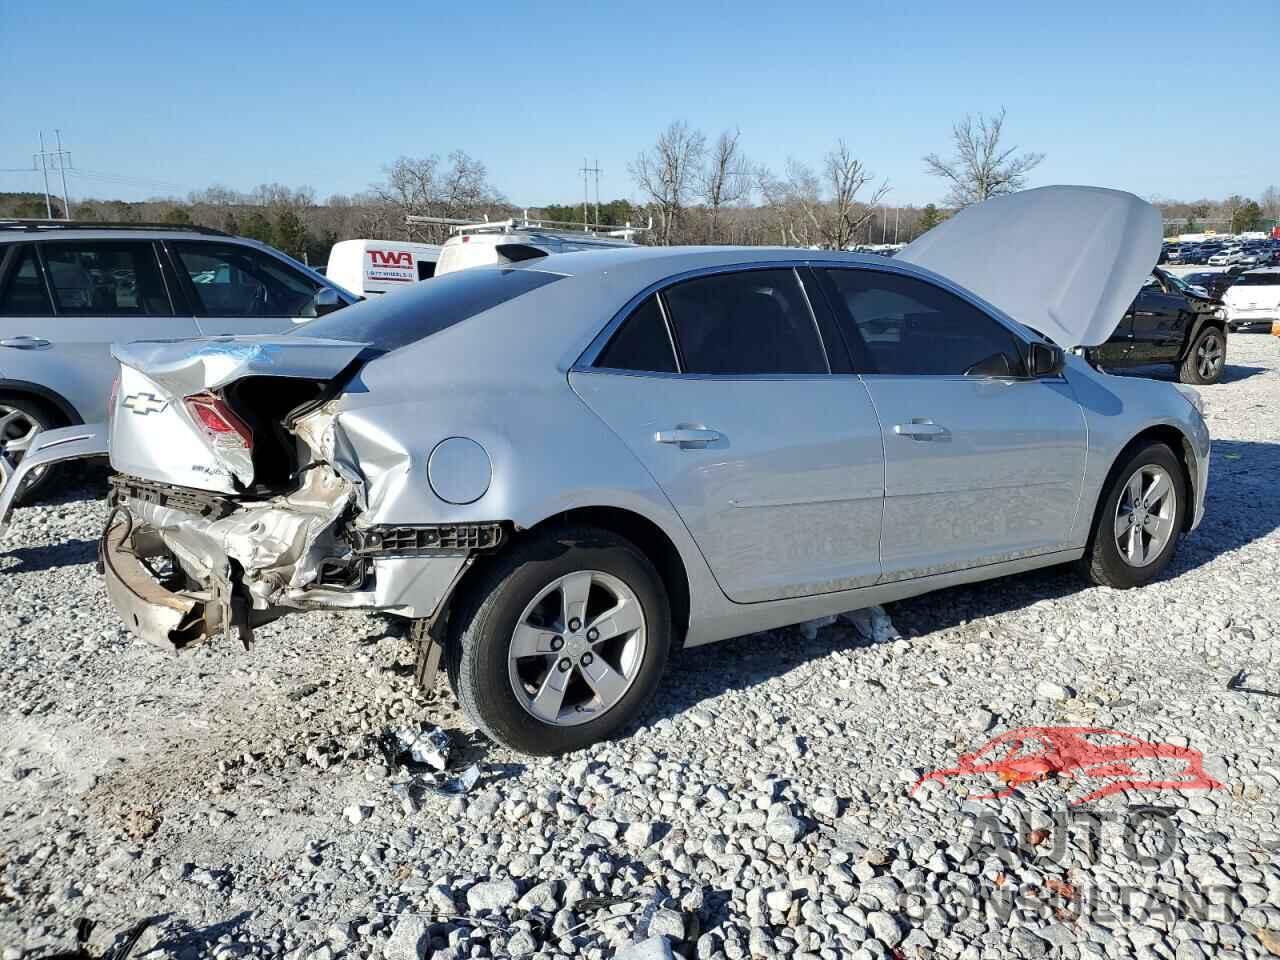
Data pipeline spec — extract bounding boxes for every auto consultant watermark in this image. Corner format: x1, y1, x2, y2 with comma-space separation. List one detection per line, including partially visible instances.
889, 726, 1238, 931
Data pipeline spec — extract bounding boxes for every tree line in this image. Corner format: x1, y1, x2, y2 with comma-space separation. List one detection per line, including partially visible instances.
1, 109, 1274, 264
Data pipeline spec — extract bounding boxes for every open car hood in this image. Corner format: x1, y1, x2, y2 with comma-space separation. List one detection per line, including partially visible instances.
896, 186, 1162, 348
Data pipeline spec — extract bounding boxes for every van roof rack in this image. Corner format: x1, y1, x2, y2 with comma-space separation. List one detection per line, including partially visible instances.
0, 219, 230, 236
406, 210, 650, 242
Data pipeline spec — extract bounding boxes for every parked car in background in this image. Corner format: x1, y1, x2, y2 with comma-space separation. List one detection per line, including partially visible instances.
0, 220, 354, 496
0, 187, 1210, 755
326, 239, 442, 297
1089, 268, 1228, 383
1183, 270, 1240, 302
1222, 268, 1280, 330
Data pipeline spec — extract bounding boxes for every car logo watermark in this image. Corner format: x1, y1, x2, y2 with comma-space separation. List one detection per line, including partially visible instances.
122, 392, 168, 416
912, 725, 1223, 805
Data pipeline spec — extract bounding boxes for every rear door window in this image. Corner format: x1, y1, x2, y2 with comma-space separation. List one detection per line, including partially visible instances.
0, 246, 53, 316
171, 241, 320, 318
40, 241, 173, 316
660, 268, 828, 375
295, 266, 564, 351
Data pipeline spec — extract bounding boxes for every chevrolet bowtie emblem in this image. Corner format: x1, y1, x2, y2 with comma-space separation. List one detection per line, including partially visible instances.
122, 392, 168, 415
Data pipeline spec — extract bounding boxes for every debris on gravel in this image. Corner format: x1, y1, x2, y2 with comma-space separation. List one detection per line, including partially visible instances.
2, 337, 1279, 958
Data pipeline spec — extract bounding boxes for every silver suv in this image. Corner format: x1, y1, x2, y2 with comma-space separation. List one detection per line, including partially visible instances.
0, 220, 353, 493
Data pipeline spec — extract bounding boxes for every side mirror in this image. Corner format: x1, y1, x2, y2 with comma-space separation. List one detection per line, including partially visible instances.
314, 286, 344, 317
1027, 341, 1065, 378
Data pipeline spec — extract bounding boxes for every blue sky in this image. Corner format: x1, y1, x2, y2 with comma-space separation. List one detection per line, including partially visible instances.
2, 1, 1276, 209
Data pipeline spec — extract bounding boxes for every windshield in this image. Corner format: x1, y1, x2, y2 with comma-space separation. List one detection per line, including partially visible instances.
292, 267, 563, 352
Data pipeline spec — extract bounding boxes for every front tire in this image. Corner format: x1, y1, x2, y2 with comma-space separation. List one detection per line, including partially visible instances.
1078, 442, 1186, 589
1178, 326, 1225, 384
444, 526, 672, 755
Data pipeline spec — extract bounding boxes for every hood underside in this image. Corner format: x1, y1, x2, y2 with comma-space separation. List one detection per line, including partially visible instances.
897, 186, 1163, 348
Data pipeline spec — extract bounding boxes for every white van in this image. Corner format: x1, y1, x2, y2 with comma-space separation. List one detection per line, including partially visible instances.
325, 239, 442, 297
1223, 268, 1280, 330
406, 215, 647, 277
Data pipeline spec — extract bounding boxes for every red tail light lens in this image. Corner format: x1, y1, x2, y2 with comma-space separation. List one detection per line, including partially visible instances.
184, 393, 252, 450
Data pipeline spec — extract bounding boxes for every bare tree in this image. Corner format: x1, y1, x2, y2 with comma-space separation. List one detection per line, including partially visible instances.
374, 152, 503, 241
629, 121, 706, 245
757, 141, 888, 249
699, 128, 750, 243
923, 108, 1044, 207
1263, 185, 1280, 224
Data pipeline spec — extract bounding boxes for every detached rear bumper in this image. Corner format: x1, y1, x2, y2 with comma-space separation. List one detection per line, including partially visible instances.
0, 424, 108, 538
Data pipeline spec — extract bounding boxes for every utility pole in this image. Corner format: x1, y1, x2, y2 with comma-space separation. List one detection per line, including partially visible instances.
32, 131, 73, 219
580, 158, 602, 231
34, 132, 52, 218
54, 130, 71, 220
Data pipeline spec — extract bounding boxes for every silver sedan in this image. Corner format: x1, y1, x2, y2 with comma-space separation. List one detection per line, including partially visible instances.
0, 187, 1211, 755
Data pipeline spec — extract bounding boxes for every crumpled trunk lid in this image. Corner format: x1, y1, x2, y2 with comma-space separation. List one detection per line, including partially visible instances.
110, 336, 368, 493
896, 185, 1162, 348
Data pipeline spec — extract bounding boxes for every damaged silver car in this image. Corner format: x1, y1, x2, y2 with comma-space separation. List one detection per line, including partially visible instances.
0, 187, 1211, 755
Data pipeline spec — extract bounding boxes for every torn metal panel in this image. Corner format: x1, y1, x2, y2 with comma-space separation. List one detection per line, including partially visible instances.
112, 336, 368, 396
0, 424, 108, 538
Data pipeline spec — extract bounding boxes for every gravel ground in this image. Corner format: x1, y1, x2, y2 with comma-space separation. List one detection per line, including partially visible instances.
2, 335, 1279, 960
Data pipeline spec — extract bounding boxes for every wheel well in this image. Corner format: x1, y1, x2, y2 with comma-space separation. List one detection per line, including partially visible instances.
436, 506, 692, 650
529, 507, 691, 649
1093, 426, 1198, 537
0, 382, 78, 427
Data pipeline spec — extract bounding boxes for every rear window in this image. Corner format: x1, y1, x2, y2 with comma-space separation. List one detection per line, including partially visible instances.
294, 267, 562, 351
1233, 273, 1280, 287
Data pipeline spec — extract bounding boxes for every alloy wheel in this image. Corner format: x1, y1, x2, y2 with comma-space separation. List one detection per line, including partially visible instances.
0, 404, 45, 482
1113, 464, 1177, 567
507, 570, 647, 726
1197, 333, 1224, 380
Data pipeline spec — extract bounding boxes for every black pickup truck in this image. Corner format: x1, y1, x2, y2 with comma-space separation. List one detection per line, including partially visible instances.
1088, 268, 1228, 385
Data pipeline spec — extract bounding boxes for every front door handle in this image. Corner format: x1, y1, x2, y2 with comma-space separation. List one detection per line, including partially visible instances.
893, 419, 950, 441
655, 427, 721, 448
0, 336, 51, 349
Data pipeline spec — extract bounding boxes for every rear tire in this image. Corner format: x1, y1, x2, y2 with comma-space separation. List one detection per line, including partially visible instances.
0, 392, 61, 502
443, 525, 672, 755
1178, 326, 1225, 384
1078, 442, 1186, 589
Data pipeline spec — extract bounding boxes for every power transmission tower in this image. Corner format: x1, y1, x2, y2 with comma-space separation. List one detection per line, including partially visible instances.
33, 131, 73, 219
580, 158, 602, 230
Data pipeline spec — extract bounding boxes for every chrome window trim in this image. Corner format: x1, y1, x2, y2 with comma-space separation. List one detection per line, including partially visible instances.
578, 260, 836, 375
574, 256, 1048, 377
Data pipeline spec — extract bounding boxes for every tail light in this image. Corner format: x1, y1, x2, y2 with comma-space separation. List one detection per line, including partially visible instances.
107, 376, 119, 425
184, 393, 253, 450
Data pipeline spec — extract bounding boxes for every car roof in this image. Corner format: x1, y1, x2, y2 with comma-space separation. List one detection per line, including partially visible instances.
0, 224, 256, 245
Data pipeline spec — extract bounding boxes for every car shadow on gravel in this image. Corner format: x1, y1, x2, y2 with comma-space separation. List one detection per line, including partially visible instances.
1111, 363, 1267, 384
639, 437, 1280, 720
2, 537, 99, 573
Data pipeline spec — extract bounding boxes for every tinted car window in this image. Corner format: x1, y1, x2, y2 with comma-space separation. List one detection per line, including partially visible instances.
595, 295, 677, 373
296, 266, 563, 352
172, 241, 320, 318
1233, 273, 1280, 286
662, 269, 827, 375
0, 246, 53, 316
40, 241, 172, 316
823, 268, 1026, 377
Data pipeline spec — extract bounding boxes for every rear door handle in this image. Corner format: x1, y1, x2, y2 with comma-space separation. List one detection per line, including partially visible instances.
655, 427, 721, 448
0, 337, 51, 349
893, 419, 950, 441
